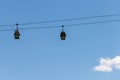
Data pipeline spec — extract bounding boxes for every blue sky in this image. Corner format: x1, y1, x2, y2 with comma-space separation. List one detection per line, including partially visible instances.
0, 0, 120, 80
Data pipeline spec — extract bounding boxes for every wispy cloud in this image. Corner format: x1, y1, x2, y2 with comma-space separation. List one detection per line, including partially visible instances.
94, 56, 120, 72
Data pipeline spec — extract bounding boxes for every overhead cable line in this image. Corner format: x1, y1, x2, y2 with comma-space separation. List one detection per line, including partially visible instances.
20, 13, 120, 26
1, 13, 120, 27
0, 19, 120, 32
1, 19, 120, 40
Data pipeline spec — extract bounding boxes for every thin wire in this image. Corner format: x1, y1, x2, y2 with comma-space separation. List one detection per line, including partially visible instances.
20, 13, 120, 26
64, 19, 120, 27
0, 24, 16, 27
1, 13, 120, 27
0, 29, 15, 32
0, 19, 120, 32
20, 25, 59, 30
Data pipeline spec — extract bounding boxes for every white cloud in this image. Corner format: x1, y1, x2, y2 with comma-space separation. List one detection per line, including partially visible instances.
94, 56, 120, 72
94, 65, 112, 72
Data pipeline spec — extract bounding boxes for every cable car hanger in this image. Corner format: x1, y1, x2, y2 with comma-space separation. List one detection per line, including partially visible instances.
14, 23, 20, 39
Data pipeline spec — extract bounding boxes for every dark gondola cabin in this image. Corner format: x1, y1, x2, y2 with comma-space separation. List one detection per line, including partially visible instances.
60, 31, 66, 40
14, 29, 20, 39
60, 25, 66, 40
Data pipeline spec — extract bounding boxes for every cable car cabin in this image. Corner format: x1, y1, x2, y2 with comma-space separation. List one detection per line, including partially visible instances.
60, 31, 66, 40
14, 29, 20, 39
